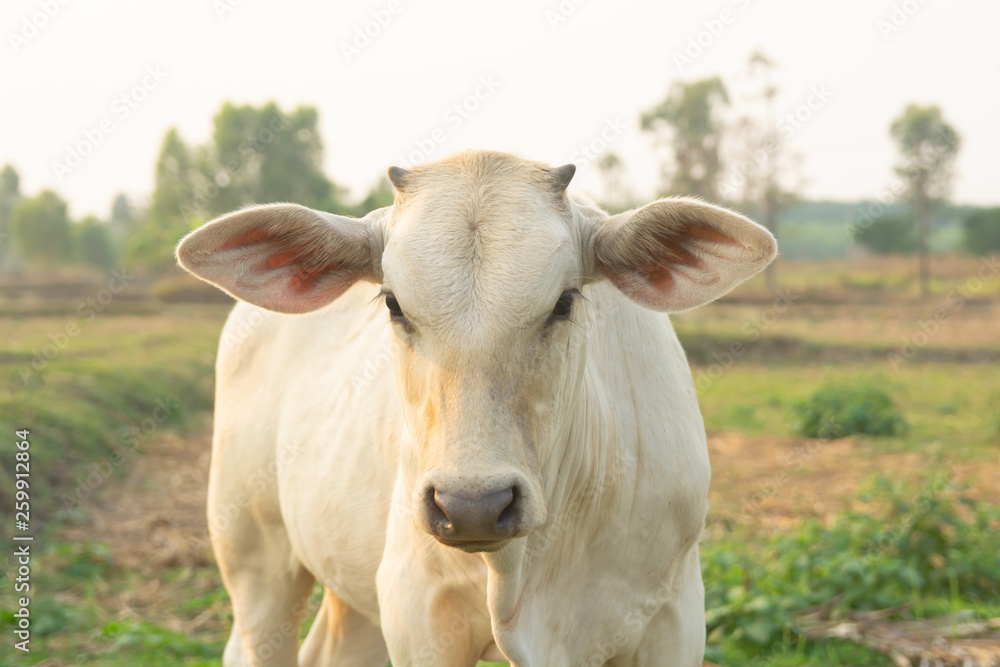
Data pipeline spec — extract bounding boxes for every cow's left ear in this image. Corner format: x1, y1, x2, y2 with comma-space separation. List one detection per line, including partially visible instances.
176, 204, 388, 314
589, 197, 777, 312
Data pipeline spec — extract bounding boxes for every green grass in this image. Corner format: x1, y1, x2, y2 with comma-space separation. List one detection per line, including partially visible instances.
711, 637, 893, 666
1, 540, 230, 665
0, 303, 229, 523
692, 363, 999, 455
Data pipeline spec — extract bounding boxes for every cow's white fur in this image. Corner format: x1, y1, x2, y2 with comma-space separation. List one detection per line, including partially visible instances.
177, 150, 776, 667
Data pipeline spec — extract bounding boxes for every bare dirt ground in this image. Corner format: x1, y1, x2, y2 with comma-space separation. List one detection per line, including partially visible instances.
706, 431, 1000, 534
63, 416, 217, 572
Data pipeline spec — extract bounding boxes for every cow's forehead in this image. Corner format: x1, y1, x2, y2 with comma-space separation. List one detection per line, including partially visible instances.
381, 154, 579, 341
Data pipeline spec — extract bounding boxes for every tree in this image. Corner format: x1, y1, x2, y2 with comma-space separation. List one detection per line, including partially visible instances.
108, 193, 137, 248
204, 102, 343, 216
0, 164, 21, 273
889, 104, 960, 296
131, 103, 351, 275
962, 207, 1000, 255
855, 215, 918, 255
595, 151, 634, 213
11, 190, 73, 265
728, 52, 802, 292
74, 216, 117, 270
149, 128, 198, 226
124, 128, 199, 274
641, 76, 729, 200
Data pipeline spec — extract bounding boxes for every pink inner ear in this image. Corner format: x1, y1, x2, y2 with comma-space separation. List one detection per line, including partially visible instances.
219, 226, 277, 250
255, 243, 348, 296
686, 224, 739, 246
641, 223, 740, 287
282, 263, 357, 312
287, 263, 344, 293
234, 231, 352, 301
646, 263, 675, 290
641, 233, 701, 288
266, 251, 296, 268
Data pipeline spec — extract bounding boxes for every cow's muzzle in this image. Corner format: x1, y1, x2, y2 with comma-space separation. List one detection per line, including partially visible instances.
417, 475, 530, 552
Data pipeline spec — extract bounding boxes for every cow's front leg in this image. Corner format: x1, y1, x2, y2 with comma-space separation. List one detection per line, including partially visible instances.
613, 548, 706, 667
377, 484, 495, 667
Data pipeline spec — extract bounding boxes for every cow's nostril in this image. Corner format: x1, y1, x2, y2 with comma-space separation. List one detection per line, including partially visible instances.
425, 485, 452, 536
495, 485, 520, 533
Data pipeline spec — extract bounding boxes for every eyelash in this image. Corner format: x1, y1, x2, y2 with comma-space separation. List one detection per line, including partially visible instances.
384, 294, 404, 320
549, 290, 576, 321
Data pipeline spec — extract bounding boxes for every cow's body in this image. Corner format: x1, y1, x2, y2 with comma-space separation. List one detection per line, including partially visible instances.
179, 150, 775, 666
212, 279, 708, 666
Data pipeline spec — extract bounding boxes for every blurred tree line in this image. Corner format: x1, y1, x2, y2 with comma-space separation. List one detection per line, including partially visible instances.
0, 101, 393, 278
594, 54, 995, 295
0, 166, 119, 274
0, 93, 996, 289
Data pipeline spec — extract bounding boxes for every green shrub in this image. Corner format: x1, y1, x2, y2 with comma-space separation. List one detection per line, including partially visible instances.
792, 381, 908, 439
704, 474, 1000, 654
962, 206, 1000, 255
853, 215, 917, 255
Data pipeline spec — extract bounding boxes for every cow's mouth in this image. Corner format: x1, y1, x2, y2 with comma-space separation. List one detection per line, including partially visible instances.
433, 536, 511, 553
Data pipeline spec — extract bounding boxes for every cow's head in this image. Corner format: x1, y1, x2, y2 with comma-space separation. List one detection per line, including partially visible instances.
177, 150, 776, 553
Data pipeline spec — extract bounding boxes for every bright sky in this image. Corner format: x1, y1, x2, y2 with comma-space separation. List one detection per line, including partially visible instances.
3, 0, 998, 219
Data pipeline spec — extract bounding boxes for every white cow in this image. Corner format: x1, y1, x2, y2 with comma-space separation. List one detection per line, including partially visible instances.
177, 150, 776, 667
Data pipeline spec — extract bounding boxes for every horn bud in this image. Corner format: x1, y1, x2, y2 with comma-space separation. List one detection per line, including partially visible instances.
387, 166, 410, 192
549, 163, 576, 193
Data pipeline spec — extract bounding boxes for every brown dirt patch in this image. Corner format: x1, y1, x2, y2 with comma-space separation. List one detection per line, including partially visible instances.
706, 431, 1000, 534
63, 415, 215, 573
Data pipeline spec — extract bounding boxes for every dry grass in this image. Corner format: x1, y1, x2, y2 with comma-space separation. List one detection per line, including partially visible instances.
61, 414, 216, 573
675, 299, 1000, 351
705, 431, 1000, 536
732, 254, 1000, 301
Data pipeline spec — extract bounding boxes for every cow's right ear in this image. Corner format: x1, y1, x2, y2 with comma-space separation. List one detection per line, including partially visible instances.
176, 204, 388, 314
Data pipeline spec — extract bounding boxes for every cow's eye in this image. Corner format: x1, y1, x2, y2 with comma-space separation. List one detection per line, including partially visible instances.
550, 290, 576, 321
385, 294, 405, 320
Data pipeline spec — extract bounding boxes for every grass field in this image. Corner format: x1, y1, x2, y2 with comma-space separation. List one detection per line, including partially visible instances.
0, 303, 227, 522
1, 256, 998, 666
